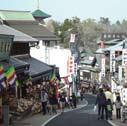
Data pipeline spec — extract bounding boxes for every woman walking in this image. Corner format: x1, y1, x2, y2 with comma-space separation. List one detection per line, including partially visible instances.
115, 95, 122, 119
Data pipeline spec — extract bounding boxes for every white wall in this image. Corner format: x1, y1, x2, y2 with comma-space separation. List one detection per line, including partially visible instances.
30, 41, 71, 77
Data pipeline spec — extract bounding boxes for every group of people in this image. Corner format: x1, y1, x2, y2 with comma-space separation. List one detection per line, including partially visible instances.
95, 87, 122, 120
40, 89, 78, 115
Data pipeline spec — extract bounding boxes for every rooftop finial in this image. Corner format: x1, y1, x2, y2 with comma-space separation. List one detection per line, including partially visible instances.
37, 0, 40, 9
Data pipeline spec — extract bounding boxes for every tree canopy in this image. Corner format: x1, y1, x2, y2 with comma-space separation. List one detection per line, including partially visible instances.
46, 17, 127, 51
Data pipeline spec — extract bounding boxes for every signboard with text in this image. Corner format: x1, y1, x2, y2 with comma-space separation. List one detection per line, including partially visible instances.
101, 57, 105, 77
110, 50, 115, 73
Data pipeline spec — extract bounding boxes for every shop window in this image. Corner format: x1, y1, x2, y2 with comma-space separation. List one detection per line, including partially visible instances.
0, 39, 12, 61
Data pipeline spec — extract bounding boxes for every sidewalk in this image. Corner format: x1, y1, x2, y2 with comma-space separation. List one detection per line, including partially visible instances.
12, 99, 87, 126
109, 119, 127, 126
108, 109, 127, 126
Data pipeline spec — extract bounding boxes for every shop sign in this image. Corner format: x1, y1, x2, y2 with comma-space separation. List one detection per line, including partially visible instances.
101, 57, 105, 77
67, 56, 74, 75
122, 49, 127, 66
110, 51, 115, 73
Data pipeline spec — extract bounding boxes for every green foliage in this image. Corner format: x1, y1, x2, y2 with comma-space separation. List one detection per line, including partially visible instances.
46, 17, 127, 51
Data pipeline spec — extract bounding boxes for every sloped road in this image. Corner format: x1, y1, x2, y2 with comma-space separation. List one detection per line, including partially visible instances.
45, 94, 112, 126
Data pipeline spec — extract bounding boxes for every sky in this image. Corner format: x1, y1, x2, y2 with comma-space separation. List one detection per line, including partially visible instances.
0, 0, 127, 23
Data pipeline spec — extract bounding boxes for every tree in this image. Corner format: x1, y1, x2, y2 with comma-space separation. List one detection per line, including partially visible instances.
46, 17, 127, 52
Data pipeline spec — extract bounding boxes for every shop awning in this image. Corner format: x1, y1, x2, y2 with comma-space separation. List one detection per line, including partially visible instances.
17, 55, 53, 81
0, 56, 29, 73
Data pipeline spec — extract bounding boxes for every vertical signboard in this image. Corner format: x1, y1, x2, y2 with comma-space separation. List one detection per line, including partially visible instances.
67, 56, 74, 75
122, 49, 127, 66
110, 50, 115, 73
118, 66, 122, 82
101, 57, 105, 78
122, 49, 127, 83
70, 34, 75, 43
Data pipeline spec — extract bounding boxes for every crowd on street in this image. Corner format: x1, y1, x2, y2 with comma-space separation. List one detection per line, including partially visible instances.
95, 85, 127, 122
40, 88, 78, 116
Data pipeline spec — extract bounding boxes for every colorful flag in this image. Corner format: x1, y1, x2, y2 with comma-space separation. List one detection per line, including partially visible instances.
50, 71, 57, 83
0, 64, 6, 91
6, 66, 17, 86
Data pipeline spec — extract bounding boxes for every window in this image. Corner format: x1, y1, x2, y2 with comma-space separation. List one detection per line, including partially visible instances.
0, 37, 13, 61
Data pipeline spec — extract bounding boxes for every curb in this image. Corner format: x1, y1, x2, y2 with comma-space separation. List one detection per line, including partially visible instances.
41, 100, 88, 126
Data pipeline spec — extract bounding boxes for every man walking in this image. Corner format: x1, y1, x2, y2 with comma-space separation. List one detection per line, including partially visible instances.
41, 89, 48, 115
95, 88, 108, 120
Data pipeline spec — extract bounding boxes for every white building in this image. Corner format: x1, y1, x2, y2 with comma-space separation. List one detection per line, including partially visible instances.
30, 41, 71, 77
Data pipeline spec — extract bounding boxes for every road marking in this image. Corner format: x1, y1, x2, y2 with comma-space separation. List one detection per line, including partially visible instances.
108, 120, 118, 126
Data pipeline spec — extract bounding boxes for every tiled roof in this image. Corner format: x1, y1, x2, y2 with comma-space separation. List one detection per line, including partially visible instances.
0, 10, 35, 21
7, 21, 60, 41
0, 24, 38, 42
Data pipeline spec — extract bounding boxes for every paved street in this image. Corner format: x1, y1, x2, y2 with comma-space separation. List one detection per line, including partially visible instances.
13, 94, 127, 126
45, 94, 112, 126
12, 96, 86, 126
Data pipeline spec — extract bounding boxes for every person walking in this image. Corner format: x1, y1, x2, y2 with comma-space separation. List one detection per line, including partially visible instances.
59, 93, 66, 113
105, 87, 113, 119
115, 95, 122, 119
41, 89, 48, 115
95, 88, 108, 120
72, 93, 77, 108
107, 99, 113, 120
105, 87, 113, 103
49, 91, 58, 114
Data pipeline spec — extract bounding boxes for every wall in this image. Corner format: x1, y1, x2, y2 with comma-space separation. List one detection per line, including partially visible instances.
30, 40, 71, 77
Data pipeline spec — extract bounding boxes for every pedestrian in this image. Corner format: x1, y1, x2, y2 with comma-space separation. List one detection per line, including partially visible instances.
107, 99, 113, 120
49, 91, 58, 114
95, 88, 108, 120
115, 95, 122, 119
80, 92, 83, 101
105, 87, 113, 103
72, 93, 77, 108
59, 93, 66, 113
105, 87, 113, 119
69, 96, 73, 108
41, 89, 48, 115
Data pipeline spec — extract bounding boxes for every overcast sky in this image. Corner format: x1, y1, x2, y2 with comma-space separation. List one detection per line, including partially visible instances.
0, 0, 127, 22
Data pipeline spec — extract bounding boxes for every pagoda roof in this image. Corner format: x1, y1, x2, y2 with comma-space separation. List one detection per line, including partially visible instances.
0, 10, 35, 21
32, 9, 51, 19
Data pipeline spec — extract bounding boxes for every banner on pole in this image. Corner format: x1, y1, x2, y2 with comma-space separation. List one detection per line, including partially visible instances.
70, 34, 75, 43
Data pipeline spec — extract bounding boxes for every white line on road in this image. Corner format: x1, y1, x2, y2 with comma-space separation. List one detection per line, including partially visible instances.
108, 120, 118, 126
